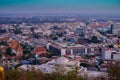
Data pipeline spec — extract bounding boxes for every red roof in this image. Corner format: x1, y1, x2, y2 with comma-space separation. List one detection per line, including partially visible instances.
35, 46, 47, 55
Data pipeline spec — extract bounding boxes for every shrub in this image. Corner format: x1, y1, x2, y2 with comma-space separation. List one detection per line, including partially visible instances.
107, 61, 120, 80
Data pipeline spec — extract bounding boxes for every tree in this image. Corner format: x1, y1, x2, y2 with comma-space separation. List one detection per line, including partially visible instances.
107, 61, 120, 80
30, 27, 34, 32
14, 28, 22, 34
0, 52, 2, 59
80, 63, 90, 68
6, 47, 12, 55
33, 33, 39, 39
56, 33, 63, 37
108, 45, 114, 48
0, 41, 8, 46
0, 28, 6, 33
21, 43, 33, 54
90, 36, 101, 43
54, 64, 67, 76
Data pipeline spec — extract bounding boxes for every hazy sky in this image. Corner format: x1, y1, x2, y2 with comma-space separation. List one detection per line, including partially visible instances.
0, 0, 120, 15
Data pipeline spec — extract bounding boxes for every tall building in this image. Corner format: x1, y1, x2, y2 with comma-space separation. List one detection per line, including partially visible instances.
110, 24, 114, 34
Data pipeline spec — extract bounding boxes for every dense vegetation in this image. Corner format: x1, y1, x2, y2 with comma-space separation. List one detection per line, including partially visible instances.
3, 67, 106, 80
107, 61, 120, 80
4, 68, 85, 80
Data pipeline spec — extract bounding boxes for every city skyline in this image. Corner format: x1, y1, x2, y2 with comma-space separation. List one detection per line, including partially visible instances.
0, 0, 120, 16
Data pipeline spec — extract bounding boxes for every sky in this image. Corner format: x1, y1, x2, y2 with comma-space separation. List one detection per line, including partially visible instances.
0, 0, 120, 15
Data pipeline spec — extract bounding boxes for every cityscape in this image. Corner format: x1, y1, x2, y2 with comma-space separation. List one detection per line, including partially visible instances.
0, 0, 120, 80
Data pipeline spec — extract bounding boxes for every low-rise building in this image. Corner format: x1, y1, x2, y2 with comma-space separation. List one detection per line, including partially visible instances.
102, 48, 120, 60
47, 42, 88, 56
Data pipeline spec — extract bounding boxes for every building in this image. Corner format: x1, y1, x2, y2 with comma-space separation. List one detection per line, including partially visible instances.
47, 42, 88, 56
102, 49, 120, 60
35, 46, 47, 56
10, 40, 23, 56
19, 57, 88, 75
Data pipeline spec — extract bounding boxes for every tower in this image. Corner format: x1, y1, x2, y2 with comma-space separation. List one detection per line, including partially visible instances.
110, 24, 114, 34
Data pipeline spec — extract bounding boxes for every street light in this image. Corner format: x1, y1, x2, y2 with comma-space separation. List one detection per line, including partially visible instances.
35, 54, 38, 65
35, 54, 38, 58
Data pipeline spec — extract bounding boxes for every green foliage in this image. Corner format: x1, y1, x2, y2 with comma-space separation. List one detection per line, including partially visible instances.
107, 62, 120, 80
4, 67, 86, 80
6, 47, 12, 55
47, 51, 59, 58
90, 36, 101, 43
14, 28, 22, 34
4, 63, 113, 80
56, 33, 63, 37
0, 50, 3, 58
33, 33, 39, 39
5, 69, 44, 80
80, 63, 90, 67
21, 43, 34, 54
108, 45, 114, 48
0, 41, 8, 46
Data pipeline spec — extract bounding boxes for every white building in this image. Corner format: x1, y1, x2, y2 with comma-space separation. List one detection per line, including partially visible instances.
102, 49, 120, 60
19, 57, 88, 75
48, 42, 88, 56
19, 57, 108, 78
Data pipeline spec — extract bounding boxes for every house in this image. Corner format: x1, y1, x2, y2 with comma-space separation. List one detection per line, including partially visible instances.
10, 40, 23, 56
35, 46, 47, 56
19, 56, 88, 76
102, 48, 120, 60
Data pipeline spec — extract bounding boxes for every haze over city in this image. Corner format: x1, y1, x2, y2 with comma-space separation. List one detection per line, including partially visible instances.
0, 0, 120, 16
